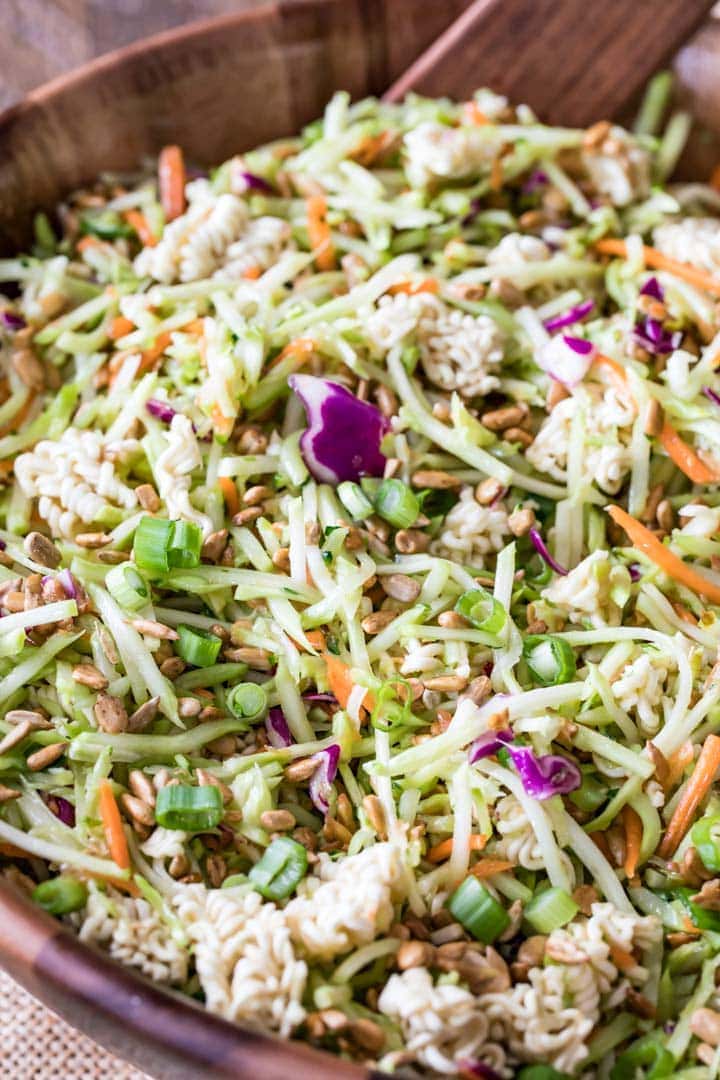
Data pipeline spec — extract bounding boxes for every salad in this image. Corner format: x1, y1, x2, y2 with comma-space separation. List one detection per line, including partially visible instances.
1, 74, 720, 1078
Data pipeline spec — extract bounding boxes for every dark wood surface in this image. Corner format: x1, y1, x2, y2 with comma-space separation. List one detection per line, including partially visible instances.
385, 0, 716, 125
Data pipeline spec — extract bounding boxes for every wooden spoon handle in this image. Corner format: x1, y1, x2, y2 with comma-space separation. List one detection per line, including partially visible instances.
384, 0, 715, 125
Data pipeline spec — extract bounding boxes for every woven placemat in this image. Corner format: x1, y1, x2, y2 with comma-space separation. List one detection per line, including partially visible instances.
0, 969, 150, 1079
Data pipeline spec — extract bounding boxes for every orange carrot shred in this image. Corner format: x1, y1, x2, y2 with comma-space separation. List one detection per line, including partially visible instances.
242, 265, 262, 280
123, 209, 157, 247
323, 654, 373, 713
609, 943, 637, 973
76, 236, 102, 253
596, 238, 720, 298
219, 476, 239, 519
306, 195, 336, 272
607, 505, 720, 606
659, 422, 720, 484
469, 857, 514, 878
621, 805, 642, 879
303, 629, 327, 652
109, 315, 135, 340
667, 740, 694, 789
659, 734, 720, 858
462, 101, 490, 126
711, 164, 720, 193
158, 145, 187, 223
98, 779, 130, 871
268, 336, 317, 371
387, 278, 439, 296
427, 834, 488, 864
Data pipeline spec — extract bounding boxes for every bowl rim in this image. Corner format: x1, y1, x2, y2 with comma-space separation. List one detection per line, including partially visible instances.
0, 13, 384, 1075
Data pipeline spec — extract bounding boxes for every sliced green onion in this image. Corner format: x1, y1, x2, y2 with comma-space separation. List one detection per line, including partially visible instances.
249, 836, 308, 900
523, 634, 577, 685
155, 783, 223, 831
691, 815, 720, 873
133, 516, 173, 574
176, 625, 222, 668
105, 563, 149, 611
32, 875, 88, 915
337, 481, 373, 521
168, 521, 202, 569
610, 1031, 675, 1080
80, 208, 132, 240
448, 876, 510, 944
227, 682, 267, 721
455, 588, 506, 636
569, 771, 608, 813
524, 887, 579, 934
675, 887, 720, 932
373, 479, 419, 529
517, 1068, 570, 1080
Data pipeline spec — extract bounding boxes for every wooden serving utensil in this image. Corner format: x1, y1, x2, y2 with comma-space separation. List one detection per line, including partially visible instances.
384, 0, 716, 125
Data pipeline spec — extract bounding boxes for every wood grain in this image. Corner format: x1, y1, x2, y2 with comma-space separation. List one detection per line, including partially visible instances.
0, 0, 470, 111
384, 0, 716, 125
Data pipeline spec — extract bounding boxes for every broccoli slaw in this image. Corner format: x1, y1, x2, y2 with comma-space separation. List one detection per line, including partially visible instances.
0, 76, 720, 1076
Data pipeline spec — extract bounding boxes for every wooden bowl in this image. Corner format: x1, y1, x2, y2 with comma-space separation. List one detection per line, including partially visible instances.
1, 3, 720, 1075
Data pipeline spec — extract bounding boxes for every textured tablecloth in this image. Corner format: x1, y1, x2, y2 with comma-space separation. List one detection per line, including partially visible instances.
0, 970, 149, 1079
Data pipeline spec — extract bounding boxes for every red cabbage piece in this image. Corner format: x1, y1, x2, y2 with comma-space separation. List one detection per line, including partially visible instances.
461, 197, 483, 227
146, 398, 177, 424
522, 169, 549, 194
43, 792, 76, 827
703, 386, 720, 409
507, 746, 581, 800
529, 527, 568, 576
265, 707, 293, 749
457, 1062, 502, 1080
308, 743, 341, 815
633, 317, 681, 356
56, 568, 78, 599
0, 311, 26, 331
640, 276, 664, 301
537, 336, 594, 387
303, 692, 337, 704
468, 729, 513, 763
289, 374, 389, 484
543, 299, 594, 333
238, 170, 274, 193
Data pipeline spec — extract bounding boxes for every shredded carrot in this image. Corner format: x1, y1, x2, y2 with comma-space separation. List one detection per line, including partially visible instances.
596, 238, 720, 298
76, 235, 102, 253
242, 265, 262, 280
268, 336, 317, 371
137, 330, 172, 376
109, 315, 135, 340
218, 476, 240, 519
469, 857, 514, 878
621, 805, 642, 879
607, 505, 720, 606
303, 629, 327, 652
710, 163, 720, 193
323, 654, 373, 713
462, 101, 490, 126
427, 834, 488, 864
158, 145, 186, 223
123, 209, 157, 247
659, 734, 720, 858
210, 403, 234, 441
349, 130, 397, 167
88, 872, 140, 897
659, 422, 720, 484
306, 195, 336, 272
98, 778, 130, 871
667, 740, 694, 789
387, 278, 439, 296
609, 943, 637, 973
593, 353, 634, 398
